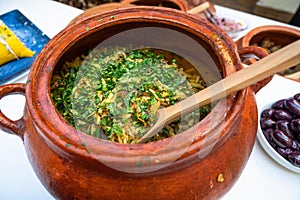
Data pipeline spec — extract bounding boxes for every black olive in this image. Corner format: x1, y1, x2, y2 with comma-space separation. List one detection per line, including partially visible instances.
271, 129, 293, 148
294, 93, 300, 102
263, 129, 274, 142
272, 99, 286, 110
261, 108, 275, 119
276, 120, 293, 138
284, 99, 300, 117
273, 109, 293, 121
290, 119, 300, 139
276, 147, 292, 158
260, 118, 276, 130
292, 140, 300, 151
287, 152, 300, 167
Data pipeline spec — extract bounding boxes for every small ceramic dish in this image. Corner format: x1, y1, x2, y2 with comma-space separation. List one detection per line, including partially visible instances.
235, 25, 300, 77
256, 74, 300, 174
0, 9, 50, 85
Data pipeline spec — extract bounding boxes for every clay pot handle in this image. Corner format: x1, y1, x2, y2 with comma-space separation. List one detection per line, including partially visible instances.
238, 46, 271, 93
0, 83, 26, 138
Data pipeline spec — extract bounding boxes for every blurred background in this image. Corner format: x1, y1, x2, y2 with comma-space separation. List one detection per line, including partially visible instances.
211, 0, 300, 25
53, 0, 300, 26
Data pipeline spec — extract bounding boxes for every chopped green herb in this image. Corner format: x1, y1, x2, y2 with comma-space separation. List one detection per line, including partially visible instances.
112, 124, 123, 135
50, 47, 214, 144
136, 161, 142, 167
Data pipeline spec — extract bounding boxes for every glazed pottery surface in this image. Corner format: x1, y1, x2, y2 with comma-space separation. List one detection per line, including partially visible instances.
236, 25, 300, 49
0, 6, 267, 200
236, 25, 300, 89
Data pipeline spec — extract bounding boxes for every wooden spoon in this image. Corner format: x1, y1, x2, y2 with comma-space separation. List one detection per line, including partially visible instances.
137, 39, 300, 143
187, 2, 210, 15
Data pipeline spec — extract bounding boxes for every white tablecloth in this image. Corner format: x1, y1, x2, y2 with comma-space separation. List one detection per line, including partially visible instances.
0, 0, 299, 199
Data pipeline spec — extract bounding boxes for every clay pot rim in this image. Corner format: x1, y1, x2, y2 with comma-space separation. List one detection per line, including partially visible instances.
241, 25, 300, 47
26, 6, 246, 171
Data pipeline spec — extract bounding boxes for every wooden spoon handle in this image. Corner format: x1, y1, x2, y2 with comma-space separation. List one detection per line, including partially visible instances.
138, 39, 300, 143
187, 2, 210, 15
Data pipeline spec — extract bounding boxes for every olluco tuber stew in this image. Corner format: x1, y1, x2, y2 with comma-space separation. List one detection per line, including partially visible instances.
51, 47, 212, 144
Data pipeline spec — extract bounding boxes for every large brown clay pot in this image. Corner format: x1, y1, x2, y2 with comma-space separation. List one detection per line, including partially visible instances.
0, 6, 267, 200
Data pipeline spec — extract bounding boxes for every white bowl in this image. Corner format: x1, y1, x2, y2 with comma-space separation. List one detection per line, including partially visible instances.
256, 74, 300, 174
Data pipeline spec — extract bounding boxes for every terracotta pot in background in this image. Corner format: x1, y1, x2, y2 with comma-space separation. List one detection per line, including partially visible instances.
120, 0, 216, 14
71, 0, 216, 26
69, 2, 133, 24
236, 25, 300, 77
238, 46, 269, 93
0, 6, 268, 200
121, 0, 190, 11
236, 25, 300, 49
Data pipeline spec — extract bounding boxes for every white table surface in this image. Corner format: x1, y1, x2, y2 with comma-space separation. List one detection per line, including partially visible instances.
0, 0, 299, 199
